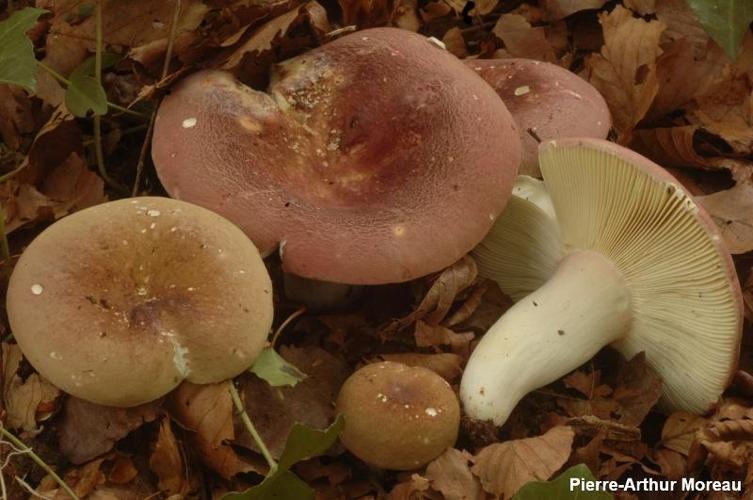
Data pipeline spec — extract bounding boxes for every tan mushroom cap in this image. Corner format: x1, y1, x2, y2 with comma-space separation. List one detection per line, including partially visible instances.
468, 59, 611, 177
7, 197, 273, 407
335, 361, 460, 470
152, 27, 521, 285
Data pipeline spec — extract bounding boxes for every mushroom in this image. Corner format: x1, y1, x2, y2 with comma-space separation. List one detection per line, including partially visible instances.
460, 138, 743, 425
336, 361, 460, 470
151, 27, 521, 286
6, 197, 273, 407
468, 59, 611, 177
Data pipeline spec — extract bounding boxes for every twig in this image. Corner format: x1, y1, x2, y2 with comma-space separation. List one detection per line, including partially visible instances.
132, 0, 182, 195
228, 382, 277, 470
0, 206, 10, 263
271, 307, 306, 347
0, 427, 79, 499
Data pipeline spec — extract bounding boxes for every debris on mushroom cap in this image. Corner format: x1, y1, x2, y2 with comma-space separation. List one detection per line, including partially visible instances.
468, 59, 611, 177
335, 361, 460, 470
6, 197, 274, 407
152, 27, 521, 285
463, 138, 743, 425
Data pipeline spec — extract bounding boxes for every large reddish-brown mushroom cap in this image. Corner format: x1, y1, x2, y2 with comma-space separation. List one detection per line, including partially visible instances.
468, 59, 610, 176
152, 27, 521, 285
6, 197, 273, 407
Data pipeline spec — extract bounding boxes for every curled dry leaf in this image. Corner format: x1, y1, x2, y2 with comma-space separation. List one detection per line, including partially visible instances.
58, 397, 160, 464
2, 343, 60, 433
442, 28, 467, 59
697, 180, 753, 254
377, 352, 463, 383
414, 321, 475, 357
539, 0, 607, 21
382, 256, 478, 336
169, 381, 257, 479
471, 425, 575, 498
150, 417, 189, 497
660, 411, 708, 456
492, 14, 556, 62
585, 5, 666, 142
388, 473, 433, 500
425, 448, 483, 500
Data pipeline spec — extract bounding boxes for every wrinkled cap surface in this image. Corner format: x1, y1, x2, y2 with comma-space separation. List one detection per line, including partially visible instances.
7, 197, 273, 407
152, 28, 521, 284
468, 59, 611, 177
474, 138, 743, 414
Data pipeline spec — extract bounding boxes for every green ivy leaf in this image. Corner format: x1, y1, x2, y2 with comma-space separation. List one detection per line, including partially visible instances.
64, 53, 120, 117
221, 415, 344, 500
0, 7, 47, 91
688, 0, 753, 60
249, 347, 307, 387
512, 464, 613, 500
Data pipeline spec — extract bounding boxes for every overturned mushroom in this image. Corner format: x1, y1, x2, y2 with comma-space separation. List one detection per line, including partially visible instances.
468, 59, 611, 177
152, 28, 521, 286
7, 197, 273, 407
336, 361, 460, 470
461, 139, 743, 425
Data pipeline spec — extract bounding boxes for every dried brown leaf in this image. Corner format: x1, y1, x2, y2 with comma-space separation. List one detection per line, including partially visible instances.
169, 381, 257, 479
388, 473, 433, 500
625, 0, 655, 14
2, 343, 60, 433
585, 5, 666, 142
442, 28, 468, 59
58, 397, 160, 464
108, 456, 138, 485
471, 425, 575, 498
414, 321, 474, 357
377, 352, 463, 383
492, 14, 556, 62
540, 0, 607, 21
698, 180, 753, 254
150, 417, 189, 496
650, 448, 687, 479
611, 352, 663, 426
425, 448, 483, 500
660, 411, 708, 455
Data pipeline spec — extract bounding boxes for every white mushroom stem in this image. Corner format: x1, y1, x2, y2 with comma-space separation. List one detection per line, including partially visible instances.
460, 250, 632, 425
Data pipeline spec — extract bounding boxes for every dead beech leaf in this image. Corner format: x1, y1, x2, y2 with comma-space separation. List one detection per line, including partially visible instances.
471, 425, 575, 498
393, 0, 421, 32
108, 456, 138, 485
492, 14, 556, 62
540, 0, 607, 21
697, 181, 753, 254
150, 417, 188, 496
625, 0, 655, 14
169, 381, 256, 479
58, 397, 160, 464
222, 1, 330, 70
563, 369, 612, 399
655, 0, 710, 53
425, 448, 483, 500
0, 84, 36, 150
660, 411, 708, 455
585, 5, 666, 142
611, 352, 662, 426
414, 321, 474, 357
377, 353, 463, 383
388, 473, 432, 500
382, 256, 477, 335
2, 343, 60, 433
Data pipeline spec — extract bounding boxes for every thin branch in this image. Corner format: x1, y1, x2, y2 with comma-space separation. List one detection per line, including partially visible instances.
0, 427, 79, 499
228, 382, 277, 470
271, 307, 306, 347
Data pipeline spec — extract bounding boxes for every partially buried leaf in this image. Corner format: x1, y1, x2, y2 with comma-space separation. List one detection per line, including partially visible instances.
150, 417, 189, 496
540, 0, 607, 21
425, 448, 483, 500
698, 179, 753, 254
512, 464, 612, 500
221, 416, 344, 500
249, 347, 307, 387
0, 7, 47, 91
688, 0, 753, 60
2, 343, 60, 433
472, 425, 575, 498
492, 14, 556, 62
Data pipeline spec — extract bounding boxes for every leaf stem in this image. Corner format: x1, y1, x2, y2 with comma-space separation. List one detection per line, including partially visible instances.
228, 381, 278, 470
271, 307, 306, 347
0, 426, 80, 499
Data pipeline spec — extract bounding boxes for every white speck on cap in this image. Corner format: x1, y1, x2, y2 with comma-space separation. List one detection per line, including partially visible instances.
31, 284, 43, 295
182, 117, 197, 128
425, 407, 438, 417
514, 85, 531, 96
147, 209, 161, 217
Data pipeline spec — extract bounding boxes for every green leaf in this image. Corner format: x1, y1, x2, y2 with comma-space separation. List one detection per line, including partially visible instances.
249, 347, 307, 387
512, 464, 613, 500
64, 54, 119, 117
0, 7, 47, 91
220, 415, 344, 500
688, 0, 753, 60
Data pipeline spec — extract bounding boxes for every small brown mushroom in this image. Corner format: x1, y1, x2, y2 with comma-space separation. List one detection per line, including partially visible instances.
468, 59, 611, 177
152, 28, 521, 285
335, 361, 460, 470
6, 197, 273, 407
